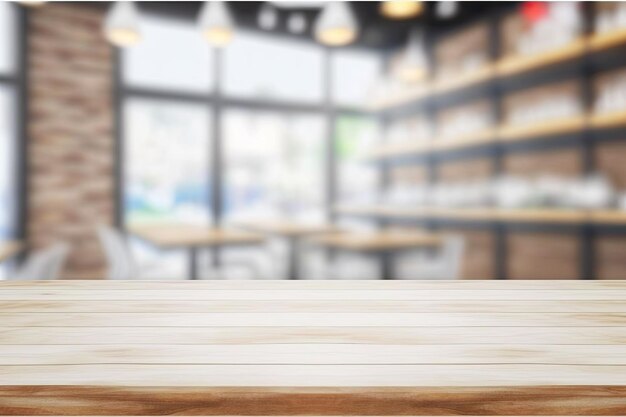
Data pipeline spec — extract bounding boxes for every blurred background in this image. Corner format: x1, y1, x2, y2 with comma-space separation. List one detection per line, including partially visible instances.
2, 0, 626, 280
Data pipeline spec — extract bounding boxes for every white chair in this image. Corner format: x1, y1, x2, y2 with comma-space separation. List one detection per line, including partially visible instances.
394, 235, 465, 280
14, 243, 70, 280
97, 225, 139, 280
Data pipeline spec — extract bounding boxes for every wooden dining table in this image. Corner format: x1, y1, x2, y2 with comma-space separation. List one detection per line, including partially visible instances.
0, 280, 625, 415
237, 220, 339, 280
129, 224, 264, 280
308, 230, 443, 279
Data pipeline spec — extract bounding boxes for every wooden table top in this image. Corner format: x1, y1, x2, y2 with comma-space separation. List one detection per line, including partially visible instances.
1, 280, 625, 415
236, 220, 339, 237
308, 230, 443, 252
0, 240, 22, 263
128, 224, 264, 249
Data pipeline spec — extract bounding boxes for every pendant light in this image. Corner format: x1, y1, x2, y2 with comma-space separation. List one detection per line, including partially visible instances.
380, 1, 423, 19
288, 13, 307, 34
16, 0, 47, 7
397, 29, 428, 83
314, 2, 358, 46
436, 1, 458, 19
104, 1, 141, 47
198, 1, 234, 47
258, 4, 278, 30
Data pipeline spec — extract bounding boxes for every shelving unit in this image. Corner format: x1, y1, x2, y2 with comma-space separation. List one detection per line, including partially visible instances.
351, 6, 626, 280
364, 113, 616, 161
368, 31, 626, 113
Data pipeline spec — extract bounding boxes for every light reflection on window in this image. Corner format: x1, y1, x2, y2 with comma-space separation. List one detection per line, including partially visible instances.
222, 31, 324, 103
124, 99, 212, 226
222, 109, 327, 223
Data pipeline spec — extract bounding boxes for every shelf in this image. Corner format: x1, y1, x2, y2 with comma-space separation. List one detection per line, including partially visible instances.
367, 29, 626, 113
494, 208, 588, 224
365, 117, 584, 161
335, 205, 626, 225
432, 65, 495, 95
367, 85, 431, 111
363, 141, 431, 160
589, 210, 626, 224
588, 28, 626, 52
434, 128, 498, 152
495, 38, 587, 78
587, 110, 626, 129
498, 116, 586, 142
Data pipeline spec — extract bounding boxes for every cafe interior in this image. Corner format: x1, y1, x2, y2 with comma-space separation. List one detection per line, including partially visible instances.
3, 0, 626, 281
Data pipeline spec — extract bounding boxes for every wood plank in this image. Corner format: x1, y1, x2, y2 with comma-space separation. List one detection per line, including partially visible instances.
1, 326, 624, 345
1, 288, 625, 300
3, 299, 625, 313
1, 386, 624, 416
495, 38, 586, 77
307, 231, 442, 251
588, 27, 626, 51
129, 224, 264, 249
498, 116, 586, 142
590, 209, 626, 225
6, 279, 626, 289
2, 364, 626, 386
433, 64, 494, 94
588, 109, 626, 129
433, 128, 498, 151
2, 344, 625, 365
236, 221, 339, 237
2, 312, 625, 327
495, 208, 588, 224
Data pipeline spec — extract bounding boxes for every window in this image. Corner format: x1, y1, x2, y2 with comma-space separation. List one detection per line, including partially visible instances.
0, 87, 16, 241
0, 2, 18, 279
222, 109, 327, 223
124, 99, 212, 226
335, 115, 381, 204
331, 50, 382, 108
123, 15, 214, 93
222, 31, 324, 103
0, 2, 16, 75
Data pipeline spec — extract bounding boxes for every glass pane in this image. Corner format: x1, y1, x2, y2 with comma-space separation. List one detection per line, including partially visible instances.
0, 2, 16, 75
123, 15, 213, 93
222, 109, 326, 223
335, 115, 381, 204
0, 87, 16, 279
222, 32, 324, 103
124, 99, 212, 225
332, 50, 382, 107
0, 86, 15, 239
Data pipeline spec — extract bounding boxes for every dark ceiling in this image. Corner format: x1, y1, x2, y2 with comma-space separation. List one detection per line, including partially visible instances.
93, 1, 519, 51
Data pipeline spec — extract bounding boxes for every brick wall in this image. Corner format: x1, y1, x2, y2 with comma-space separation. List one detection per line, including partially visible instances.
27, 3, 113, 279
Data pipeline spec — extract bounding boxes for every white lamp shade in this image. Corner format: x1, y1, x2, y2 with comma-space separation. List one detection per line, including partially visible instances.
104, 1, 141, 47
16, 0, 47, 7
380, 1, 423, 19
398, 29, 428, 82
436, 1, 458, 19
258, 4, 278, 30
288, 13, 307, 34
198, 1, 234, 47
314, 2, 358, 46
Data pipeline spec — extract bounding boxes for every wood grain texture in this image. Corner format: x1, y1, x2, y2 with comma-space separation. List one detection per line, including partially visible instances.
0, 386, 625, 415
307, 231, 442, 252
236, 221, 339, 237
129, 224, 264, 249
1, 281, 626, 415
